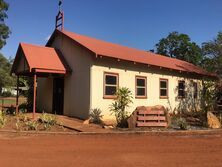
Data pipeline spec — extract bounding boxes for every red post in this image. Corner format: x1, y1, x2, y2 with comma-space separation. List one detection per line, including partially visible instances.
33, 74, 37, 119
16, 75, 19, 115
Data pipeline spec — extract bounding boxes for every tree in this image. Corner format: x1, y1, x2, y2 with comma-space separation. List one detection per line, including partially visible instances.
155, 31, 202, 65
0, 0, 13, 95
0, 53, 15, 93
202, 31, 222, 75
0, 0, 10, 49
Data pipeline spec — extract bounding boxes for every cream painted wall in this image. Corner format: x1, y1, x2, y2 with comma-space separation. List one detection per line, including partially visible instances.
37, 33, 203, 123
90, 57, 202, 122
48, 34, 93, 119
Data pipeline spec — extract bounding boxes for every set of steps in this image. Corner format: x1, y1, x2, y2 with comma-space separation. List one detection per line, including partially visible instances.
136, 107, 167, 127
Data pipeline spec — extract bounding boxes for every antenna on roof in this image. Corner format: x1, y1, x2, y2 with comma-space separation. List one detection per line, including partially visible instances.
55, 0, 64, 31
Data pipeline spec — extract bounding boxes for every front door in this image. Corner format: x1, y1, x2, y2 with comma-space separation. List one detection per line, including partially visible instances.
52, 78, 64, 115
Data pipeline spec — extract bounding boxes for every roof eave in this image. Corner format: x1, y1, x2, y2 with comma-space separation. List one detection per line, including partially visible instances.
11, 43, 31, 75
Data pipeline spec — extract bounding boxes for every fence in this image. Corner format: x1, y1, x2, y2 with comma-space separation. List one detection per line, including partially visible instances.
0, 97, 27, 111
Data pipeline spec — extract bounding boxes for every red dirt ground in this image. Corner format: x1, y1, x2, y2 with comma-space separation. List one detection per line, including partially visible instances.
0, 132, 222, 167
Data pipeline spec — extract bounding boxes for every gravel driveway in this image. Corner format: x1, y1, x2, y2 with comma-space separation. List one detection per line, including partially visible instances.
0, 132, 221, 167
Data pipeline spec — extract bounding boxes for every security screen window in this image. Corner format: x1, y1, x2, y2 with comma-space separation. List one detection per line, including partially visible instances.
135, 76, 147, 98
160, 79, 168, 98
193, 82, 198, 99
178, 81, 185, 98
104, 72, 118, 98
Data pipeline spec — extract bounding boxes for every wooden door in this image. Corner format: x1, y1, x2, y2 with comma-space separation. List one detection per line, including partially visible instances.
52, 78, 64, 115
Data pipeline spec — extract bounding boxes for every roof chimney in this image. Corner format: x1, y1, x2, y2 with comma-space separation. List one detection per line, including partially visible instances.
55, 0, 64, 31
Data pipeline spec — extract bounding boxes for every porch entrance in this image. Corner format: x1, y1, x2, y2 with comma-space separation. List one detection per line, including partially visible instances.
11, 43, 70, 119
52, 78, 64, 115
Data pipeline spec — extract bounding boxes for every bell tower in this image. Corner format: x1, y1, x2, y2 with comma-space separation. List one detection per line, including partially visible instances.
55, 0, 64, 30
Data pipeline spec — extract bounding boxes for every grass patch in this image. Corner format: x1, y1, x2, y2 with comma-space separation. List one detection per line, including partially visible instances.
0, 97, 26, 106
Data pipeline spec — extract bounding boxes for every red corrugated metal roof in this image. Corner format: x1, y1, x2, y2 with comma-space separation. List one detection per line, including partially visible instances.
58, 29, 215, 77
12, 43, 68, 74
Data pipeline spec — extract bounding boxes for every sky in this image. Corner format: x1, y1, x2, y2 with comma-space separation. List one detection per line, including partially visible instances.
1, 0, 222, 58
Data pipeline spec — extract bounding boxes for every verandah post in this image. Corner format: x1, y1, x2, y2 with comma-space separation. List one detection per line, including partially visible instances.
33, 73, 37, 119
16, 75, 19, 115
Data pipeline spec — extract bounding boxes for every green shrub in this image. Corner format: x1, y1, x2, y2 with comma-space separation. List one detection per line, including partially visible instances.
25, 120, 38, 131
1, 91, 12, 97
18, 103, 27, 113
176, 117, 188, 130
6, 106, 16, 115
15, 112, 29, 131
0, 111, 6, 128
201, 80, 216, 113
89, 108, 103, 124
109, 87, 133, 128
15, 118, 22, 131
17, 112, 28, 122
15, 120, 20, 130
39, 113, 57, 130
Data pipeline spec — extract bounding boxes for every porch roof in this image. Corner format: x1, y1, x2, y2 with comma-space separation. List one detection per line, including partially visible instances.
11, 43, 70, 76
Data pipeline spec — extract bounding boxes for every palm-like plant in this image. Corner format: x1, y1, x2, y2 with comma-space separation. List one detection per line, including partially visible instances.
109, 87, 133, 127
89, 108, 103, 124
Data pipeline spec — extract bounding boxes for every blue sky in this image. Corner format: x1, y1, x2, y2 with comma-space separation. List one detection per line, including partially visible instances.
1, 0, 222, 58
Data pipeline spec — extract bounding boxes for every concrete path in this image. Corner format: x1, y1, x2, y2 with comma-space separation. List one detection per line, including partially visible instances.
56, 115, 111, 132
26, 113, 110, 133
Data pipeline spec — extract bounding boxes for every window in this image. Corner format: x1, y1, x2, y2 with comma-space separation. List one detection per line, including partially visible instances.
178, 81, 185, 98
159, 79, 168, 98
104, 72, 119, 98
135, 76, 147, 98
193, 82, 198, 99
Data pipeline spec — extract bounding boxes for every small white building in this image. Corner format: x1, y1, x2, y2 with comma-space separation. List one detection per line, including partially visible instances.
11, 29, 216, 123
1, 86, 28, 96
